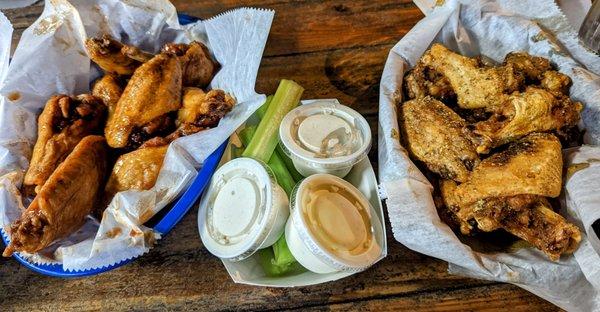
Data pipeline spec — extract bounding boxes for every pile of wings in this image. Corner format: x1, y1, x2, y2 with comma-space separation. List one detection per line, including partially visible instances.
400, 44, 582, 260
4, 36, 235, 256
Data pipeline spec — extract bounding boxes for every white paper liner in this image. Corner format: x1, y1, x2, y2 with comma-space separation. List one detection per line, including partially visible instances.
379, 0, 600, 310
0, 0, 273, 271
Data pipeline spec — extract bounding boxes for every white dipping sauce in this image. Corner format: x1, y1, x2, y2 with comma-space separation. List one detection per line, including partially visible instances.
280, 101, 371, 178
199, 158, 289, 261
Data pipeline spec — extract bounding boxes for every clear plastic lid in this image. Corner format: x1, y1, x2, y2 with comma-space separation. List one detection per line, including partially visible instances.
279, 101, 372, 170
288, 174, 382, 272
199, 157, 288, 261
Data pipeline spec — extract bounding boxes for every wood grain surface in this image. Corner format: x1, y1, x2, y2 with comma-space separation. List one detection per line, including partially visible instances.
0, 1, 562, 311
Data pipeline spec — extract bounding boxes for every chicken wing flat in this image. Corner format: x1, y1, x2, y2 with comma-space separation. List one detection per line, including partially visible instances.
418, 44, 523, 110
472, 87, 582, 153
455, 133, 562, 207
4, 136, 108, 256
399, 96, 479, 182
404, 62, 455, 102
104, 145, 168, 200
162, 41, 218, 88
473, 195, 580, 260
85, 35, 153, 75
92, 74, 124, 120
105, 52, 182, 149
24, 94, 106, 194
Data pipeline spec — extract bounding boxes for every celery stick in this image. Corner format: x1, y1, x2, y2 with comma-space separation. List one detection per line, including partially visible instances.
255, 95, 273, 119
275, 146, 303, 182
239, 126, 295, 196
242, 80, 304, 163
257, 244, 306, 277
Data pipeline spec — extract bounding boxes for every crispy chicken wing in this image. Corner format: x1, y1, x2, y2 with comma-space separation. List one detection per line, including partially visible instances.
85, 35, 153, 75
178, 87, 235, 128
419, 44, 523, 110
92, 74, 124, 119
399, 96, 479, 182
473, 195, 581, 260
105, 52, 182, 149
439, 133, 580, 259
4, 136, 108, 256
24, 94, 106, 194
404, 62, 455, 102
503, 52, 552, 81
472, 87, 582, 153
104, 145, 168, 200
162, 41, 218, 88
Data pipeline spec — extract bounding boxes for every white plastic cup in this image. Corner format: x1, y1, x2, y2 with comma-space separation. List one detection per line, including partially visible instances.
279, 101, 371, 178
198, 158, 289, 261
285, 173, 382, 274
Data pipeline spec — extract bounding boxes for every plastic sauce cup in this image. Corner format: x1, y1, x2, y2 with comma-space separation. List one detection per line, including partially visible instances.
279, 101, 371, 178
199, 157, 289, 261
285, 173, 382, 273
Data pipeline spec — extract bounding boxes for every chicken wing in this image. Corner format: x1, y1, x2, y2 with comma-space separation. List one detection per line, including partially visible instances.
85, 35, 153, 75
4, 136, 108, 256
472, 87, 582, 153
24, 94, 106, 194
419, 44, 523, 110
503, 51, 552, 82
472, 195, 581, 260
403, 62, 455, 102
162, 41, 218, 88
105, 52, 182, 149
178, 87, 235, 128
92, 74, 125, 119
399, 96, 479, 182
104, 145, 168, 201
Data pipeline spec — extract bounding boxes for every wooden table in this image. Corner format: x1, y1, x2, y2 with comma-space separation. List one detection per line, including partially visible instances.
0, 1, 561, 311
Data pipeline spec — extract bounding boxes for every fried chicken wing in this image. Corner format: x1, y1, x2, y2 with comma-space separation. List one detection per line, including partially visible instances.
85, 35, 153, 75
473, 195, 581, 260
503, 52, 552, 81
92, 74, 124, 119
105, 52, 182, 149
4, 136, 108, 256
162, 41, 218, 88
419, 44, 523, 110
178, 87, 235, 128
473, 87, 582, 153
24, 94, 106, 194
404, 63, 455, 101
104, 145, 168, 200
399, 96, 479, 182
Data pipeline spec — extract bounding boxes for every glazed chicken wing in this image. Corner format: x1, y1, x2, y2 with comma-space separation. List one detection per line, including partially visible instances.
472, 87, 582, 153
399, 96, 479, 182
92, 74, 125, 119
4, 136, 108, 256
418, 44, 523, 110
104, 145, 168, 201
105, 52, 182, 149
24, 94, 106, 194
178, 87, 235, 128
85, 35, 153, 75
162, 41, 218, 88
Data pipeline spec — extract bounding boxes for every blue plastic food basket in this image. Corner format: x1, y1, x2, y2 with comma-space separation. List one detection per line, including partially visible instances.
0, 14, 227, 277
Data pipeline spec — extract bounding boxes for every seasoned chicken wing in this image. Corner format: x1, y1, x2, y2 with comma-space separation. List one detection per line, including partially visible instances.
92, 74, 124, 119
399, 96, 479, 182
162, 41, 218, 88
105, 52, 182, 149
24, 94, 106, 194
419, 44, 523, 110
4, 136, 108, 256
473, 87, 582, 153
503, 51, 551, 82
85, 35, 153, 75
104, 145, 168, 200
403, 62, 455, 102
473, 195, 580, 260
